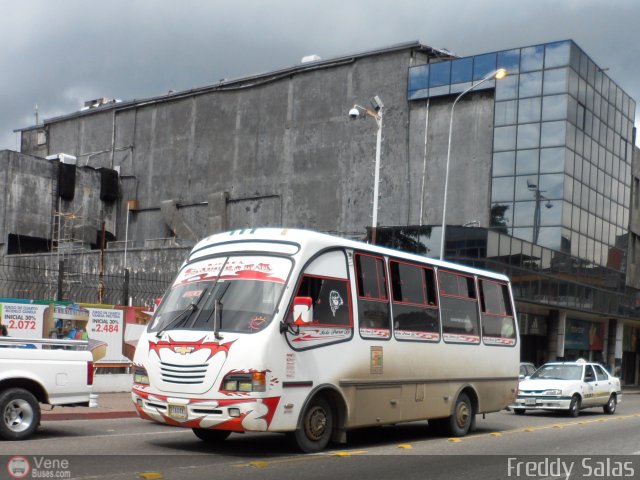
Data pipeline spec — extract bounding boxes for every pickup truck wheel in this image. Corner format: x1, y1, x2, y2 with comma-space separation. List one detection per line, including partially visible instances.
603, 394, 617, 415
0, 388, 40, 441
192, 428, 231, 443
568, 395, 581, 417
513, 408, 526, 415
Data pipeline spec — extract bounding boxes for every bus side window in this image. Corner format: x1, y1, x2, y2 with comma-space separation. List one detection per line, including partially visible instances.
390, 260, 440, 340
355, 253, 390, 337
293, 275, 352, 327
479, 279, 516, 345
438, 270, 480, 344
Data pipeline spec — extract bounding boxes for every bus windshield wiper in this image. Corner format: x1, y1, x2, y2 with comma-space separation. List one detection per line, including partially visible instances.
156, 290, 206, 338
201, 282, 230, 340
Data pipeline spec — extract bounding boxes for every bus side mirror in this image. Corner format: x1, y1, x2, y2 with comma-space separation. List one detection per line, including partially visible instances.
292, 297, 314, 325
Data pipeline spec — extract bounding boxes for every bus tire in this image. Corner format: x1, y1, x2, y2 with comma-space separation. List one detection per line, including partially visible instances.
291, 396, 333, 453
192, 428, 231, 443
0, 388, 41, 441
442, 392, 473, 437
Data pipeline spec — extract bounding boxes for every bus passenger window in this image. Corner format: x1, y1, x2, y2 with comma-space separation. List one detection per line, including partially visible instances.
390, 260, 440, 341
438, 270, 480, 344
479, 279, 516, 346
355, 253, 390, 338
293, 275, 352, 327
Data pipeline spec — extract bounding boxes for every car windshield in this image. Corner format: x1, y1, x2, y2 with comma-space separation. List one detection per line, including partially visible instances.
149, 255, 291, 334
530, 364, 583, 381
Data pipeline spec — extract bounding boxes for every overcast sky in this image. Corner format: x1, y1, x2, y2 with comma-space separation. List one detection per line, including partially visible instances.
2, 0, 639, 151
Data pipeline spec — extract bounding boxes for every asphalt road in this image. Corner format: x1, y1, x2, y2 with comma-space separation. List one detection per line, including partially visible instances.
2, 395, 640, 479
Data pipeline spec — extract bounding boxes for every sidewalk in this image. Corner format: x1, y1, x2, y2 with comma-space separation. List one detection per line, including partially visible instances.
40, 392, 137, 421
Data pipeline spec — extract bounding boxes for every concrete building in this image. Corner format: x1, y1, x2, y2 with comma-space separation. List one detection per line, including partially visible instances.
6, 40, 640, 382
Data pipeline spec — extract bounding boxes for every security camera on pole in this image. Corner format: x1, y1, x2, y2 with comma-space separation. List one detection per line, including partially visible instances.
348, 96, 384, 245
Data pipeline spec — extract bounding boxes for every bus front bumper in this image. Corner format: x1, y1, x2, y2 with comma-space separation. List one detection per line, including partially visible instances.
131, 387, 281, 432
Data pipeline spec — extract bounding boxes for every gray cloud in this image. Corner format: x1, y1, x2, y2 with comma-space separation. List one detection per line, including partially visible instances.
2, 0, 639, 150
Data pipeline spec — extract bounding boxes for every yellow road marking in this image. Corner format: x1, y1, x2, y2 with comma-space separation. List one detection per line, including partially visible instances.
398, 444, 413, 449
334, 450, 368, 456
139, 473, 162, 480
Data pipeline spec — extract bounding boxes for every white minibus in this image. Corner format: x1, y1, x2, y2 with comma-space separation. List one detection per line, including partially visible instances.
132, 228, 519, 452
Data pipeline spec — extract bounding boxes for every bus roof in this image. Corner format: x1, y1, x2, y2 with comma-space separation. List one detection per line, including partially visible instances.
189, 228, 510, 282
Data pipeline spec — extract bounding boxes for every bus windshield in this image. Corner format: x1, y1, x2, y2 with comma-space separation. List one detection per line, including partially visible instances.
149, 255, 291, 334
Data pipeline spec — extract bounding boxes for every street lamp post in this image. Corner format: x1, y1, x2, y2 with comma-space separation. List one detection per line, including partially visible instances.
348, 96, 384, 244
439, 68, 507, 261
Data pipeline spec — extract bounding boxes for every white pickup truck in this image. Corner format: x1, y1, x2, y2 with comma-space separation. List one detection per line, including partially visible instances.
0, 337, 97, 440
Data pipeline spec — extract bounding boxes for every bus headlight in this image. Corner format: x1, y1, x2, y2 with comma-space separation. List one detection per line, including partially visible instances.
222, 371, 267, 392
134, 366, 150, 385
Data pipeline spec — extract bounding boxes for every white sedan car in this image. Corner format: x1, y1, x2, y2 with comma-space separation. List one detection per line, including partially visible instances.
510, 359, 622, 417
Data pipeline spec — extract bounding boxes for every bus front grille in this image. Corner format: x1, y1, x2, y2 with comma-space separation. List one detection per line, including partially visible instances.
159, 361, 208, 384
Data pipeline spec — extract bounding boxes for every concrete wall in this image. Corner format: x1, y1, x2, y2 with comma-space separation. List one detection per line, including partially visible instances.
408, 93, 495, 227
0, 151, 55, 243
0, 150, 117, 254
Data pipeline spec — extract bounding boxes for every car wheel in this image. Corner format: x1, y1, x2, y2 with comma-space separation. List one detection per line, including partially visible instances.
290, 396, 333, 453
192, 428, 231, 443
568, 395, 581, 417
513, 408, 526, 415
603, 394, 616, 415
0, 388, 41, 441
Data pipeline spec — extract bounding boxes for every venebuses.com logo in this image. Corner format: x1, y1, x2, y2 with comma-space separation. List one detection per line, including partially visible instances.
6, 456, 71, 479
7, 456, 30, 479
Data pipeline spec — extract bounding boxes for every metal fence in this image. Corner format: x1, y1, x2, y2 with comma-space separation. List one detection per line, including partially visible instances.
0, 260, 173, 307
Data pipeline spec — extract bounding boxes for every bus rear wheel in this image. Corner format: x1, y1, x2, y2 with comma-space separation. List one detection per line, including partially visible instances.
290, 396, 333, 453
192, 428, 231, 443
442, 392, 474, 437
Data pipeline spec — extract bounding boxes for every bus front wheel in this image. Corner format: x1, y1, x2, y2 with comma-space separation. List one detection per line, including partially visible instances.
290, 396, 333, 453
442, 392, 474, 437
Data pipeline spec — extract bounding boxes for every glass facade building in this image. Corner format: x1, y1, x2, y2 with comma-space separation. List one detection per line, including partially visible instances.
408, 40, 636, 268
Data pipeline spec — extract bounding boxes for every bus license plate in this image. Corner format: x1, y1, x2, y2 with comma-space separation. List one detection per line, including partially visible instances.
525, 398, 537, 406
168, 404, 187, 420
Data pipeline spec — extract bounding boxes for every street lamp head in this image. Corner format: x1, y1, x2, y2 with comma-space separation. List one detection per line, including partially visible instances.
494, 68, 507, 80
348, 106, 360, 119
